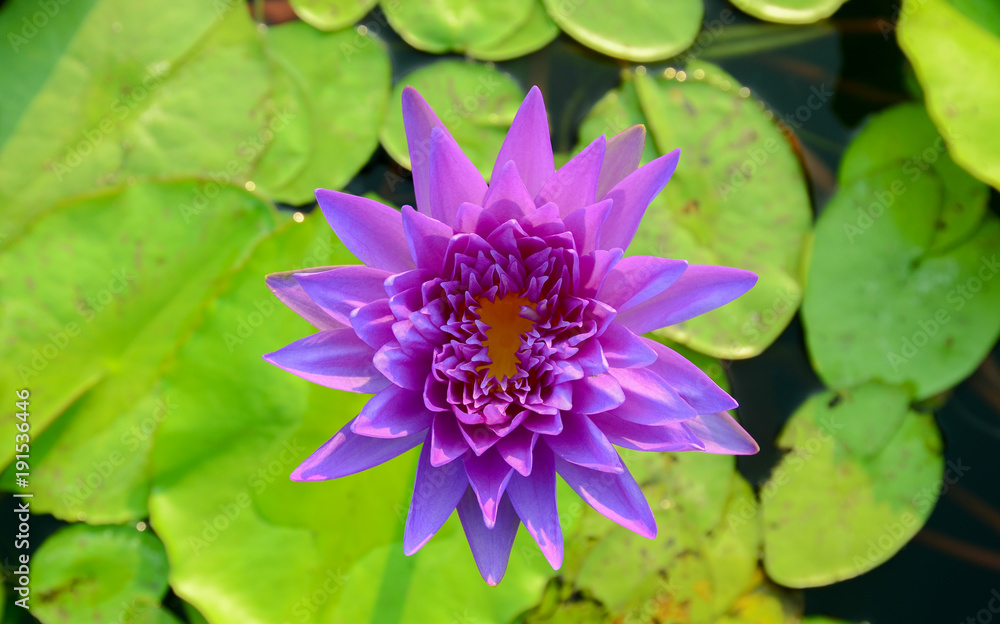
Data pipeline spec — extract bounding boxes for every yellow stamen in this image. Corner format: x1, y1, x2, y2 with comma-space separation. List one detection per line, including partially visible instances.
476, 294, 534, 380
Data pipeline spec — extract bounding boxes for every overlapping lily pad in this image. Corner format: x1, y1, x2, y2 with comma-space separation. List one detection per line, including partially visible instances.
253, 21, 391, 205
288, 0, 377, 31
729, 0, 849, 24
466, 0, 560, 61
0, 0, 275, 241
31, 524, 174, 623
380, 61, 525, 179
579, 64, 812, 359
898, 0, 1000, 189
802, 104, 1000, 399
383, 0, 534, 55
761, 384, 944, 587
0, 182, 275, 520
542, 0, 703, 61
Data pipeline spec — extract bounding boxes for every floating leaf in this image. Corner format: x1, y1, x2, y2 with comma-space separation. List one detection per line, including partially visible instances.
898, 0, 1000, 189
31, 524, 171, 623
728, 0, 849, 24
379, 60, 524, 179
289, 0, 377, 31
802, 105, 1000, 399
466, 0, 559, 61
579, 64, 812, 358
542, 0, 703, 61
383, 0, 534, 55
703, 475, 760, 616
0, 182, 275, 514
761, 384, 944, 587
253, 22, 391, 205
148, 213, 415, 624
716, 570, 803, 624
0, 0, 274, 240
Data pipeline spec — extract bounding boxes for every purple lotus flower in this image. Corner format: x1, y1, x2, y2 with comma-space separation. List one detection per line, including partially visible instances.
263, 86, 758, 584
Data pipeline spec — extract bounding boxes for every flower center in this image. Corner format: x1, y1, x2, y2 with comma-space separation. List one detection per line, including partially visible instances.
476, 294, 534, 381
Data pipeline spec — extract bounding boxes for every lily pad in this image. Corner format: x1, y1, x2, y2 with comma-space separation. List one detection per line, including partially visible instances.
466, 0, 560, 61
579, 64, 812, 359
729, 0, 849, 24
380, 60, 524, 179
702, 475, 760, 616
716, 570, 803, 624
147, 213, 417, 624
0, 181, 275, 514
542, 0, 703, 62
802, 105, 1000, 399
252, 22, 391, 205
31, 524, 170, 623
383, 0, 534, 55
761, 384, 944, 587
898, 0, 1000, 189
0, 0, 274, 241
288, 0, 377, 31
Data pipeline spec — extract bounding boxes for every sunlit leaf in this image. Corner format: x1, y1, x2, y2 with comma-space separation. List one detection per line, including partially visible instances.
383, 0, 534, 55
288, 0, 377, 31
729, 0, 849, 25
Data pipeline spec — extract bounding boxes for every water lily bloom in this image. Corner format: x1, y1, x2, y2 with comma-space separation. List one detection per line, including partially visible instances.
264, 85, 758, 584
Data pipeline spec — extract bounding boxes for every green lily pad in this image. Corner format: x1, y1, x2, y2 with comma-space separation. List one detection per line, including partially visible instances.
466, 0, 560, 61
716, 571, 803, 624
147, 213, 418, 624
31, 524, 169, 623
802, 105, 1000, 399
380, 60, 524, 179
761, 384, 944, 587
703, 475, 760, 616
0, 0, 275, 241
729, 0, 849, 24
333, 523, 551, 623
288, 0, 377, 31
579, 64, 812, 359
383, 0, 534, 55
899, 0, 1000, 190
253, 21, 391, 205
0, 182, 275, 518
542, 0, 703, 62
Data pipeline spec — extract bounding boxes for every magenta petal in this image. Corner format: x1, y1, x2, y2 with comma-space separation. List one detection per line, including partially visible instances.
599, 322, 657, 368
571, 373, 625, 415
404, 438, 468, 555
598, 256, 688, 312
590, 413, 705, 452
600, 149, 681, 252
373, 344, 429, 391
266, 269, 344, 331
294, 266, 392, 326
493, 86, 554, 197
615, 265, 758, 334
563, 199, 613, 254
264, 329, 389, 393
402, 206, 454, 272
643, 338, 738, 413
684, 412, 759, 455
496, 427, 538, 477
464, 448, 516, 527
457, 489, 519, 586
598, 125, 646, 199
430, 413, 468, 466
316, 189, 414, 272
351, 385, 435, 439
483, 160, 536, 222
607, 367, 697, 425
507, 444, 563, 569
544, 412, 623, 473
536, 135, 606, 216
401, 86, 448, 216
428, 127, 487, 227
290, 419, 421, 481
523, 411, 563, 435
555, 456, 656, 539
351, 299, 395, 350
578, 249, 624, 296
454, 202, 501, 237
